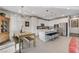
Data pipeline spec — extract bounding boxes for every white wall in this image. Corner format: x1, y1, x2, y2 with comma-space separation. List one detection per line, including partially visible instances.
48, 18, 68, 26
10, 14, 25, 41
21, 16, 31, 32
37, 19, 49, 26
70, 28, 79, 34
30, 17, 38, 35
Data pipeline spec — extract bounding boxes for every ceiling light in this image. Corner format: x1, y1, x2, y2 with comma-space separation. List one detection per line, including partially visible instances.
73, 16, 77, 18
46, 10, 48, 12
62, 15, 65, 16
67, 8, 70, 10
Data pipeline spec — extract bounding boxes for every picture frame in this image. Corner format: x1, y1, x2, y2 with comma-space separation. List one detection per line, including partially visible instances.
25, 21, 29, 27
71, 19, 78, 27
41, 23, 44, 26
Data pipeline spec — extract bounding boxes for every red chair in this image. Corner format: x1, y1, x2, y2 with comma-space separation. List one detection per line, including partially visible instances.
69, 37, 78, 53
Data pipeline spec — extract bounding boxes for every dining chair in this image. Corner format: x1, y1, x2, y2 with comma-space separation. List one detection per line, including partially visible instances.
24, 34, 36, 47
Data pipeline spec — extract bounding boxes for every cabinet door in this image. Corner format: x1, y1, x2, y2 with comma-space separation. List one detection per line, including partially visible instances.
0, 16, 4, 33
1, 17, 9, 32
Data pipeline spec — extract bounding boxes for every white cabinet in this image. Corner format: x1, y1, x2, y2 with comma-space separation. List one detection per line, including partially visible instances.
38, 30, 59, 42
39, 31, 46, 41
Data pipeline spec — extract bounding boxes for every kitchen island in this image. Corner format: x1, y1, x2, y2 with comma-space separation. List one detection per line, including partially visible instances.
38, 30, 59, 42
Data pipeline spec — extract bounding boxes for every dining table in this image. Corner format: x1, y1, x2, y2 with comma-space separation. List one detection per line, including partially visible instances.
15, 32, 36, 53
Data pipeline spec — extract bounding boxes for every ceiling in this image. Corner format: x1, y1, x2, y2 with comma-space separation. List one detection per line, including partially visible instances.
0, 6, 79, 20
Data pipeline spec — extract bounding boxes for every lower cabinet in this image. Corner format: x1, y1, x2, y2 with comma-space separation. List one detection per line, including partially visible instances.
0, 32, 9, 44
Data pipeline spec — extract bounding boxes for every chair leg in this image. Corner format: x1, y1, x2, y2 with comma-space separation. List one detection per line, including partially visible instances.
22, 40, 23, 49
29, 40, 30, 48
33, 39, 36, 47
19, 39, 21, 53
33, 34, 36, 47
15, 42, 16, 52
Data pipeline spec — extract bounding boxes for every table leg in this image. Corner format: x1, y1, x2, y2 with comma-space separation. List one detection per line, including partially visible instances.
29, 40, 30, 47
33, 39, 36, 47
33, 34, 36, 47
15, 41, 16, 52
22, 40, 23, 49
19, 38, 21, 53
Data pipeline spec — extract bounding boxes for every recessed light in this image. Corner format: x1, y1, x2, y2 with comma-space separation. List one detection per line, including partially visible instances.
46, 10, 48, 12
73, 16, 77, 18
67, 8, 70, 10
62, 15, 65, 16
31, 11, 35, 14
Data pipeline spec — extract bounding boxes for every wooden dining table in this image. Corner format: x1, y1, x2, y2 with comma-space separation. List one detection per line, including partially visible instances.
15, 32, 36, 53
